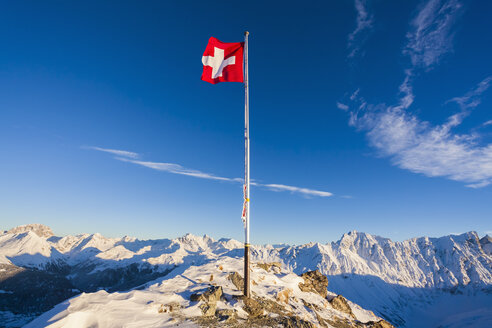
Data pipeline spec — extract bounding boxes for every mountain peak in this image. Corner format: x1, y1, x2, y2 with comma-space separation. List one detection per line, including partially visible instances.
7, 224, 54, 238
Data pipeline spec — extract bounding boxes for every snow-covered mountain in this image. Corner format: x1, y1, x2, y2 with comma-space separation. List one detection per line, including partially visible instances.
25, 257, 388, 328
1, 224, 491, 327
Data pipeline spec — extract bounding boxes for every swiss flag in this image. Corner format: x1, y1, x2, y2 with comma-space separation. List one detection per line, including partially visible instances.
201, 37, 244, 84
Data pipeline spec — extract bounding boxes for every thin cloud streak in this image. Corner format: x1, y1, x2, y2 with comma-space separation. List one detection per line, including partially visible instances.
87, 146, 140, 159
116, 157, 231, 182
444, 76, 492, 131
347, 0, 374, 58
262, 184, 333, 197
103, 154, 334, 197
337, 102, 349, 111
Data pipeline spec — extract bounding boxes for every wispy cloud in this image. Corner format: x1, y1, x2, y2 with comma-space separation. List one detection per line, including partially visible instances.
349, 77, 492, 188
88, 148, 334, 197
443, 76, 492, 130
86, 146, 140, 159
337, 102, 349, 111
116, 157, 232, 182
447, 76, 492, 110
261, 184, 333, 197
341, 0, 492, 188
348, 0, 374, 58
483, 120, 492, 127
404, 0, 463, 69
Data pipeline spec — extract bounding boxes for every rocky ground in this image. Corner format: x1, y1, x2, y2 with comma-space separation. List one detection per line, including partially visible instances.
2, 224, 491, 327
25, 258, 393, 327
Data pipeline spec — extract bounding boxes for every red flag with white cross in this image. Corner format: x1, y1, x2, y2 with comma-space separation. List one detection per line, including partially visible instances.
201, 37, 244, 84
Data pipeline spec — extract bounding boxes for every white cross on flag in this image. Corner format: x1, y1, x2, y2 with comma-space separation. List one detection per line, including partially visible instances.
201, 37, 244, 84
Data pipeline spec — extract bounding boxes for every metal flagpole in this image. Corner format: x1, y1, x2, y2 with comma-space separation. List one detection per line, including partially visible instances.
243, 31, 251, 298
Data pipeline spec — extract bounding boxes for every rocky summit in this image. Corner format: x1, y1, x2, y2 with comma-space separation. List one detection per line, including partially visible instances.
0, 225, 491, 327
6, 224, 54, 238
25, 258, 392, 328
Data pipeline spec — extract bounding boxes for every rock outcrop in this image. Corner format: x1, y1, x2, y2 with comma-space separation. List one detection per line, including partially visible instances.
298, 270, 329, 298
256, 262, 282, 273
190, 286, 223, 316
227, 271, 244, 291
329, 295, 355, 318
241, 296, 264, 317
480, 235, 492, 255
367, 319, 395, 328
7, 224, 54, 238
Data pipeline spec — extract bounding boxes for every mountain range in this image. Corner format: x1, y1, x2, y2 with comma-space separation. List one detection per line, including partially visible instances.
0, 224, 491, 327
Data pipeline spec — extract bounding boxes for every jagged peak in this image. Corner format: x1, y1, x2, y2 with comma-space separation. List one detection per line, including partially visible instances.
7, 224, 54, 238
179, 232, 215, 243
480, 235, 492, 243
339, 230, 376, 244
176, 233, 217, 252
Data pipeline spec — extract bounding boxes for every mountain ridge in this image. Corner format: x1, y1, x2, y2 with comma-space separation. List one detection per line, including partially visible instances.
1, 224, 491, 327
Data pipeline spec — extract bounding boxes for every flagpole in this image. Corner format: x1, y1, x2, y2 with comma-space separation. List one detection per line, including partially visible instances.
243, 30, 251, 298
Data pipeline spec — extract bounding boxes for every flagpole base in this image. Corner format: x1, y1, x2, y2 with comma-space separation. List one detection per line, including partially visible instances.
244, 243, 251, 298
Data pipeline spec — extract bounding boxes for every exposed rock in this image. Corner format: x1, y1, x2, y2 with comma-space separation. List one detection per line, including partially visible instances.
241, 297, 264, 317
281, 315, 317, 328
7, 224, 54, 238
227, 271, 244, 291
480, 235, 492, 255
199, 302, 216, 316
158, 302, 181, 313
367, 319, 395, 328
298, 270, 328, 298
276, 287, 293, 304
190, 285, 223, 303
302, 299, 323, 312
190, 286, 223, 317
216, 308, 236, 322
329, 295, 355, 319
256, 296, 288, 315
256, 262, 282, 273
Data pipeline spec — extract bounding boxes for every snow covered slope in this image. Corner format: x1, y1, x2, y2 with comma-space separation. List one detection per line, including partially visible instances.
25, 257, 386, 328
2, 226, 490, 290
1, 224, 491, 327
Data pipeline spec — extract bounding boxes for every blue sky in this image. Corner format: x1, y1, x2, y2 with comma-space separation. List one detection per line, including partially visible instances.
1, 0, 491, 244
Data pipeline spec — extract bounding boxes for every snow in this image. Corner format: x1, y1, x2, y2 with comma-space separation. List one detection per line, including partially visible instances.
25, 256, 381, 328
403, 291, 492, 328
0, 231, 61, 267
1, 224, 491, 327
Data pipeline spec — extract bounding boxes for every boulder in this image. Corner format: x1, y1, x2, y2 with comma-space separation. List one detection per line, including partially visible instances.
158, 302, 181, 313
199, 302, 216, 316
329, 295, 355, 319
298, 270, 328, 298
190, 285, 222, 303
256, 262, 282, 273
216, 308, 236, 322
227, 272, 244, 291
190, 286, 223, 317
